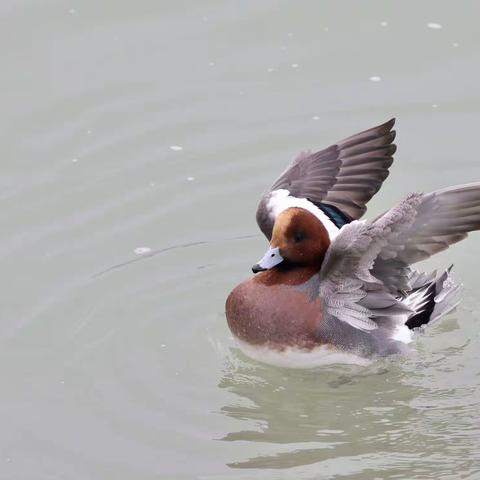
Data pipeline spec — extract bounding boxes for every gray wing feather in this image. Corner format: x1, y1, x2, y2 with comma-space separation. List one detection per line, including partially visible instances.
319, 194, 421, 331
373, 183, 480, 291
321, 184, 480, 331
256, 119, 396, 239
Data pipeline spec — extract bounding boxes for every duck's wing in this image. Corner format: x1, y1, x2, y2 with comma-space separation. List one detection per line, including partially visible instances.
318, 198, 417, 332
319, 184, 480, 331
371, 183, 480, 292
256, 119, 396, 239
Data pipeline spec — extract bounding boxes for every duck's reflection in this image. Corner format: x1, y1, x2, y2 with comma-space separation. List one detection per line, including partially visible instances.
218, 348, 418, 470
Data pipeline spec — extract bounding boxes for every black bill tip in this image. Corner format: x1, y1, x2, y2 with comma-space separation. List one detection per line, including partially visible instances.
252, 264, 267, 274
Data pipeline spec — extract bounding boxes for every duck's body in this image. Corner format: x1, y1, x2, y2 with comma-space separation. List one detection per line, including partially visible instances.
227, 267, 412, 367
225, 119, 475, 367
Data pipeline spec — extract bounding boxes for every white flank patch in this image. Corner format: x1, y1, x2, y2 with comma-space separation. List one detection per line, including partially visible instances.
267, 189, 340, 240
169, 145, 183, 151
390, 325, 413, 344
369, 75, 382, 82
427, 22, 442, 29
236, 339, 371, 368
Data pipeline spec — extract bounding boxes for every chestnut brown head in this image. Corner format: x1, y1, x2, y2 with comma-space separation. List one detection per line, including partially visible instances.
252, 207, 331, 272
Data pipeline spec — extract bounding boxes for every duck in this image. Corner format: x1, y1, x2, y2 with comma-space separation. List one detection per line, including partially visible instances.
225, 119, 480, 367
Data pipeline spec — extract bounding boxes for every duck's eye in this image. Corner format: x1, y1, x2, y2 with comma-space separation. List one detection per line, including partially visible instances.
294, 232, 305, 243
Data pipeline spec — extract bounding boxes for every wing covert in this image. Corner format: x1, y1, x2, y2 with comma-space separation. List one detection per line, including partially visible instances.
256, 119, 396, 239
319, 184, 480, 332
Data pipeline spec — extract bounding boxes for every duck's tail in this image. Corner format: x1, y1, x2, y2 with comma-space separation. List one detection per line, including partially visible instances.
403, 266, 463, 330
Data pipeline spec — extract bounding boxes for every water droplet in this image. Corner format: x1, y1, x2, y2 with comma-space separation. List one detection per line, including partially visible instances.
161, 344, 167, 348
369, 76, 382, 82
187, 176, 195, 181
291, 63, 299, 69
169, 145, 183, 151
427, 22, 442, 29
134, 247, 152, 255
380, 21, 388, 27
71, 158, 78, 163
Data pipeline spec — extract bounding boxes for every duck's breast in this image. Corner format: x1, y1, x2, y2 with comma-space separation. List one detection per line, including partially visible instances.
225, 274, 324, 350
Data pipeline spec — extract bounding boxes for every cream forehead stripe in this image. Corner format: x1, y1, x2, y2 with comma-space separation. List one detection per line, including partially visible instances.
267, 189, 340, 240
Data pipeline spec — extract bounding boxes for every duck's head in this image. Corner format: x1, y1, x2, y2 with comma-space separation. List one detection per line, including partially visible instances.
252, 207, 331, 273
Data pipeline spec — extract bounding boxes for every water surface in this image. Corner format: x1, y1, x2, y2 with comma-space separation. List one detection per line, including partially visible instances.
1, 1, 480, 478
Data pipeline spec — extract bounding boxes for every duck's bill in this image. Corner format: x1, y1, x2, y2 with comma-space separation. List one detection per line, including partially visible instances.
252, 246, 284, 273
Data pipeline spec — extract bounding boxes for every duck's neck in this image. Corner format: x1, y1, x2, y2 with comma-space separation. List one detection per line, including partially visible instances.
254, 265, 320, 286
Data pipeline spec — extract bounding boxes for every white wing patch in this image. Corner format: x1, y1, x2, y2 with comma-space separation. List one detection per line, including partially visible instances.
267, 189, 340, 240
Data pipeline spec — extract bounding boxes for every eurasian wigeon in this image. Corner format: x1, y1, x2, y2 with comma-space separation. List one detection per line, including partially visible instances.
226, 119, 477, 367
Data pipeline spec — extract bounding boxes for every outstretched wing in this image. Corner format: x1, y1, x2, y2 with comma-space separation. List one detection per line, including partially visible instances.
256, 119, 396, 239
372, 183, 480, 292
319, 183, 480, 331
319, 195, 420, 331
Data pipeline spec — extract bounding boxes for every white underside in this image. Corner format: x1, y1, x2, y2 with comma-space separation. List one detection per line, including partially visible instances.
267, 189, 340, 240
236, 339, 372, 368
390, 324, 413, 344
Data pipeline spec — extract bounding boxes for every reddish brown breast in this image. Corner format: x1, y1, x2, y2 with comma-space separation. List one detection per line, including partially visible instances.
225, 269, 324, 350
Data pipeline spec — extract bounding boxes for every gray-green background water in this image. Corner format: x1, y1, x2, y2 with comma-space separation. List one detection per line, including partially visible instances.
2, 1, 480, 478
